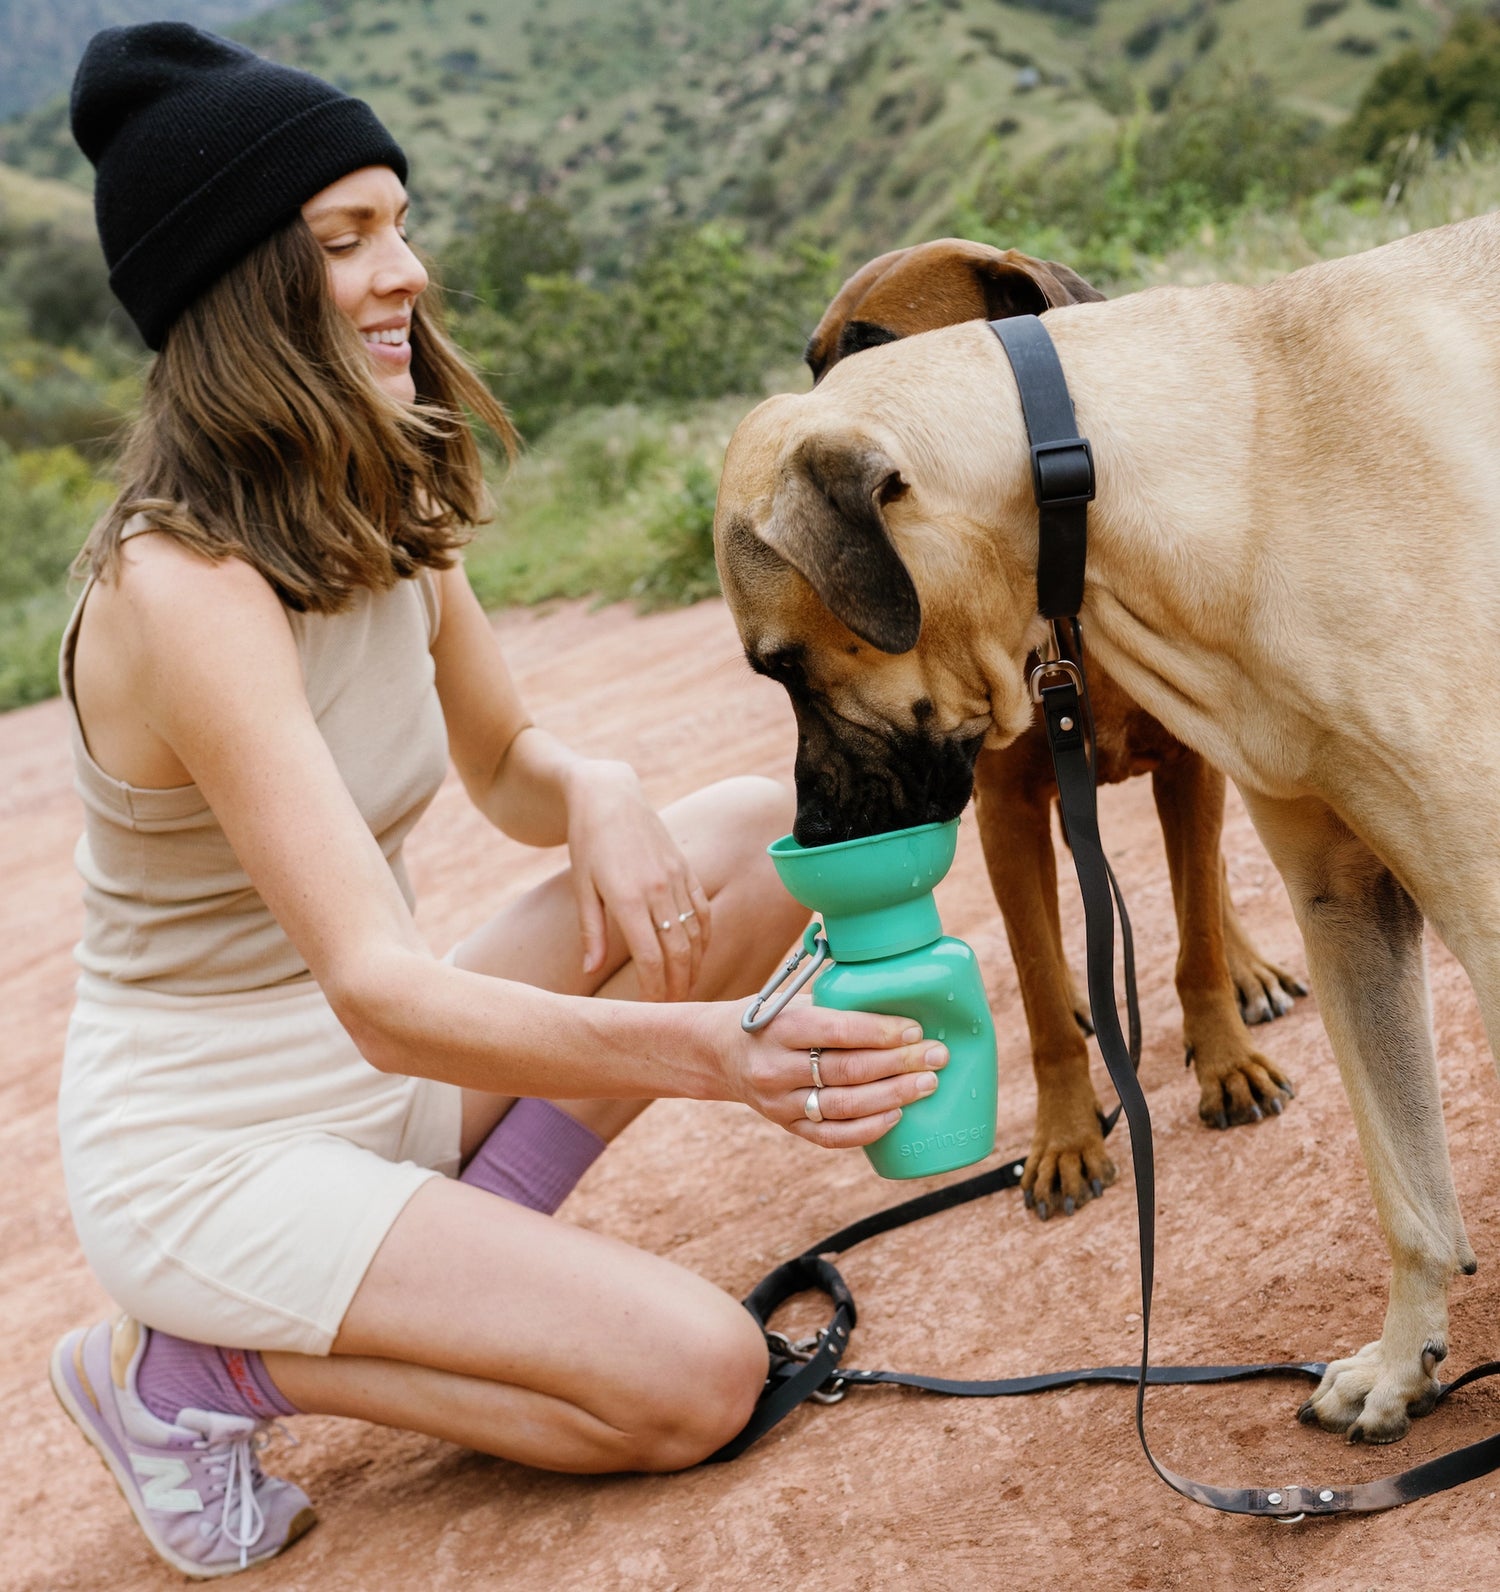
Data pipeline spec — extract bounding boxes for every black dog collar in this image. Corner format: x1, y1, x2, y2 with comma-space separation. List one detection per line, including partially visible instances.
988, 314, 1095, 621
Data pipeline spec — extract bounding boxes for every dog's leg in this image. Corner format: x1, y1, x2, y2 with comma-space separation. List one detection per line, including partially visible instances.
1219, 856, 1309, 1025
1242, 790, 1473, 1444
1152, 755, 1296, 1128
972, 748, 1114, 1217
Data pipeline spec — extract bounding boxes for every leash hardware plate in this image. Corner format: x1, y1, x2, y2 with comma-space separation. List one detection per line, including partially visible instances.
1029, 436, 1095, 507
1263, 1488, 1307, 1524
741, 934, 829, 1032
1028, 657, 1083, 704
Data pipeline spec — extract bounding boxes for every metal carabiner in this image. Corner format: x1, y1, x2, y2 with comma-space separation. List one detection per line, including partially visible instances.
763, 1330, 848, 1404
741, 927, 830, 1032
1028, 655, 1083, 704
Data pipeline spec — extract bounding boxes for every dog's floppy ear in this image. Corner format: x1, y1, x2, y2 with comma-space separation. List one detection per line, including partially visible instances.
805, 246, 911, 381
761, 436, 921, 654
973, 248, 1107, 318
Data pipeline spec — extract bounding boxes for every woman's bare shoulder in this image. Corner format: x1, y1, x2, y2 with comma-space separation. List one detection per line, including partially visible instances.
76, 534, 303, 786
109, 531, 283, 614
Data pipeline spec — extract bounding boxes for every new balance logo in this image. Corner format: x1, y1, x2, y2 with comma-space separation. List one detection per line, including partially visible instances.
130, 1454, 202, 1512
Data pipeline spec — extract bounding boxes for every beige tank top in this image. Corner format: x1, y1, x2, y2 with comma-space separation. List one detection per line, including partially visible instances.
61, 520, 450, 995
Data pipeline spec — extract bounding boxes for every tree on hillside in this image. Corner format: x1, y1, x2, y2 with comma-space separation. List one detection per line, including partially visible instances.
1342, 11, 1500, 165
445, 195, 584, 315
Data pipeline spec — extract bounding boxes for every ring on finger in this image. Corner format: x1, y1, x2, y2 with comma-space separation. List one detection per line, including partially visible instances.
803, 1088, 824, 1124
809, 1047, 824, 1090
658, 918, 674, 933
678, 909, 696, 924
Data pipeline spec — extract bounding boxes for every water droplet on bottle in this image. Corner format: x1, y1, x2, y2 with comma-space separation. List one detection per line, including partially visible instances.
910, 875, 921, 887
971, 1087, 977, 1099
936, 1027, 945, 1040
946, 991, 955, 1002
971, 1020, 981, 1034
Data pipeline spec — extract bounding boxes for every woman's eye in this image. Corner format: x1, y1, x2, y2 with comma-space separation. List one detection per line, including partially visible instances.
323, 238, 359, 255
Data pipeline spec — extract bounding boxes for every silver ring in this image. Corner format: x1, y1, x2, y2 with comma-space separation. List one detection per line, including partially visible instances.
809, 1048, 824, 1090
803, 1088, 823, 1124
659, 918, 673, 933
678, 909, 696, 923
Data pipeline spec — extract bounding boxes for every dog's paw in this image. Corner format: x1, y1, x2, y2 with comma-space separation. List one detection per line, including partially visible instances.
1021, 1104, 1116, 1222
1297, 1339, 1445, 1444
1227, 944, 1308, 1027
1190, 1032, 1294, 1130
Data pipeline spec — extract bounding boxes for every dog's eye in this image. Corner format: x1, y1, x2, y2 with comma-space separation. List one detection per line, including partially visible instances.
749, 646, 807, 687
836, 320, 900, 361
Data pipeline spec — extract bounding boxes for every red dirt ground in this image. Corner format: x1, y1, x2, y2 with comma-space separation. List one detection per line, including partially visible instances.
5, 596, 1500, 1592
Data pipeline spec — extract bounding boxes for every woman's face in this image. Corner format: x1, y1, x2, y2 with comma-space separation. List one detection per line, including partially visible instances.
302, 165, 428, 403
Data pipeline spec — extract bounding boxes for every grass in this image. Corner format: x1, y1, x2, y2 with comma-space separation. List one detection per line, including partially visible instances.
1119, 140, 1500, 291
463, 385, 796, 611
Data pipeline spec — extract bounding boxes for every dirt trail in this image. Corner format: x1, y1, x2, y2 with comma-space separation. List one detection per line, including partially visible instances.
5, 597, 1500, 1592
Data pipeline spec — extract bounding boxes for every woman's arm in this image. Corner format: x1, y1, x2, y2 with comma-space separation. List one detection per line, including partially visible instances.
431, 563, 711, 999
99, 538, 940, 1144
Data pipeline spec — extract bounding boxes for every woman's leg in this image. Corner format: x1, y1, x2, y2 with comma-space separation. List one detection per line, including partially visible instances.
267, 775, 804, 1471
266, 1178, 768, 1470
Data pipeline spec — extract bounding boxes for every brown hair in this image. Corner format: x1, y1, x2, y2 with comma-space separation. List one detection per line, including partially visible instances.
77, 216, 518, 611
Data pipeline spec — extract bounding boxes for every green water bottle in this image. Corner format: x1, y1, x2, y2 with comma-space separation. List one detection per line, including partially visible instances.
743, 819, 998, 1180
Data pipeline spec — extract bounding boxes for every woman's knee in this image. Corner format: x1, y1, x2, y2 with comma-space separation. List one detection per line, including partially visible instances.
604, 1300, 768, 1472
679, 776, 793, 875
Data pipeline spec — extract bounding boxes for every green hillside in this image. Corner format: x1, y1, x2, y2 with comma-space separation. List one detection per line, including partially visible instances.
0, 0, 1492, 716
0, 0, 275, 121
0, 0, 1441, 266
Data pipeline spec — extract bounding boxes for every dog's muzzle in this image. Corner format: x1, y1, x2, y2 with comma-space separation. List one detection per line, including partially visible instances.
789, 697, 984, 846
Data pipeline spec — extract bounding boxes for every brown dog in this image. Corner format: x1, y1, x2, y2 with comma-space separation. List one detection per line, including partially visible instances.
803, 240, 1304, 1216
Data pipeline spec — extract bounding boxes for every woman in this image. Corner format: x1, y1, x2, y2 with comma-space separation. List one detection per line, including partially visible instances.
48, 22, 948, 1579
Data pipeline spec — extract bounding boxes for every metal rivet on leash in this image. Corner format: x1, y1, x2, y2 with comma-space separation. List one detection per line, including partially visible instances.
1060, 716, 1075, 731
1319, 1490, 1334, 1503
1266, 1493, 1282, 1505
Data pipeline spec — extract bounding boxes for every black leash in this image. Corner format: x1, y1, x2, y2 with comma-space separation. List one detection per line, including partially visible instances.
708, 313, 1500, 1518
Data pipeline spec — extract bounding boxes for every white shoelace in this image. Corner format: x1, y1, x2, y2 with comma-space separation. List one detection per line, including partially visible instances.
200, 1422, 294, 1568
217, 1434, 265, 1569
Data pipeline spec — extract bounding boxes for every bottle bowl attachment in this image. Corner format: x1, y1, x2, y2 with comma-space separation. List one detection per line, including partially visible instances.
767, 819, 959, 962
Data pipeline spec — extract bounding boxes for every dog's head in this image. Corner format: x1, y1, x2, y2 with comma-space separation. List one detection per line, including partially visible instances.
803, 237, 1103, 383
716, 242, 1103, 846
717, 322, 1054, 846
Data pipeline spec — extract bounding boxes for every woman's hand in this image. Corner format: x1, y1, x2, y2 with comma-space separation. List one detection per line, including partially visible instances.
565, 759, 712, 1002
717, 1001, 948, 1149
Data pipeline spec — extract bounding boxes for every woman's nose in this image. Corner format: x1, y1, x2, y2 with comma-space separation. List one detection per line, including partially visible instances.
375, 233, 428, 301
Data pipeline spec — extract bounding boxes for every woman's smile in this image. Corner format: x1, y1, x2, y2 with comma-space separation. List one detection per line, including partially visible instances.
303, 165, 427, 401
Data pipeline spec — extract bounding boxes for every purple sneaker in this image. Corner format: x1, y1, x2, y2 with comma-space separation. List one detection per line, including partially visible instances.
49, 1315, 316, 1578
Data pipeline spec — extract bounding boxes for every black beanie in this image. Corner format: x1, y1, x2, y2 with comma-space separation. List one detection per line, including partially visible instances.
71, 22, 408, 350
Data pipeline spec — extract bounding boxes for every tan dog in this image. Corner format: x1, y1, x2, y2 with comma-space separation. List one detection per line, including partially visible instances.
714, 211, 1500, 1445
806, 240, 1305, 1219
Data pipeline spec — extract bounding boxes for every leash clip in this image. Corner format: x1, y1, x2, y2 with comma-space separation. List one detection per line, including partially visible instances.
765, 1330, 848, 1404
741, 930, 830, 1032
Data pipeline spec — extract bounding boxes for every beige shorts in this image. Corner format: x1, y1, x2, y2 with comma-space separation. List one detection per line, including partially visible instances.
57, 972, 463, 1356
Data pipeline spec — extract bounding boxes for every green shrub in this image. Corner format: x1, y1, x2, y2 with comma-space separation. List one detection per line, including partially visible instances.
0, 441, 109, 712
959, 70, 1332, 280
453, 224, 835, 436
0, 588, 75, 712
461, 396, 755, 612
1342, 12, 1500, 167
446, 194, 584, 315
0, 442, 109, 604
632, 461, 720, 609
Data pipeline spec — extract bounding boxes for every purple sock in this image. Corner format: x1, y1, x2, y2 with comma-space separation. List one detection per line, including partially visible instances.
459, 1097, 606, 1214
137, 1329, 298, 1425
